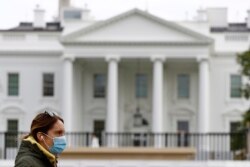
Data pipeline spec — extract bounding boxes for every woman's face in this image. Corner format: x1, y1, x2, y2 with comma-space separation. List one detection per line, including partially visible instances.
39, 119, 65, 151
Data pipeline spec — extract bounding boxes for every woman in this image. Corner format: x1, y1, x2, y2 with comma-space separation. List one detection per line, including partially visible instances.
15, 111, 67, 167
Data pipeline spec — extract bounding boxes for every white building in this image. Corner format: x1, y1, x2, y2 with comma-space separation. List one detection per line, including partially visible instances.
0, 1, 250, 139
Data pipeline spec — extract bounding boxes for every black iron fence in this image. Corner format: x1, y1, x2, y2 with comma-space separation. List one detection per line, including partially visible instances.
0, 131, 248, 160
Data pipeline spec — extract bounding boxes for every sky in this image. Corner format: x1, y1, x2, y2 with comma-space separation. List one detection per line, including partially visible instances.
0, 0, 250, 29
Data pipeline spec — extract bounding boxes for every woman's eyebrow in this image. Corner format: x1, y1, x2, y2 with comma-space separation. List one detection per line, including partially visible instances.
55, 129, 65, 133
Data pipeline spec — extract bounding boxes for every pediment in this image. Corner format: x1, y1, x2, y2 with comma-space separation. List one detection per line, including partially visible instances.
62, 9, 212, 44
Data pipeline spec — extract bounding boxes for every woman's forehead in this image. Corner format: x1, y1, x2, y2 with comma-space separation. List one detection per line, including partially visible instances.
51, 120, 65, 131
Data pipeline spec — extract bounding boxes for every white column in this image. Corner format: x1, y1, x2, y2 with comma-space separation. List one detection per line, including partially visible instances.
198, 58, 210, 133
198, 58, 210, 157
62, 55, 74, 132
106, 56, 120, 147
151, 56, 165, 148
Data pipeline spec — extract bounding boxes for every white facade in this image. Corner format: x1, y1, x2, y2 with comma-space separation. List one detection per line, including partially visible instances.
0, 5, 250, 135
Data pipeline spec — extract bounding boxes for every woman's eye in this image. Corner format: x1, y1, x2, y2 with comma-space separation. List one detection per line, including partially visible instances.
58, 132, 64, 136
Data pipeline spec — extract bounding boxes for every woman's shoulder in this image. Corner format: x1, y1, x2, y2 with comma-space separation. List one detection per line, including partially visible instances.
15, 155, 35, 166
15, 154, 49, 167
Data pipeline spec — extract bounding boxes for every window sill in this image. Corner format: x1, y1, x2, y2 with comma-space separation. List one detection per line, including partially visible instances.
93, 97, 106, 99
172, 98, 192, 105
225, 97, 245, 105
39, 97, 58, 103
3, 96, 23, 103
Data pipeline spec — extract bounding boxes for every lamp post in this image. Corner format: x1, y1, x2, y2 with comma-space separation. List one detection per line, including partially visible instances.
134, 107, 143, 127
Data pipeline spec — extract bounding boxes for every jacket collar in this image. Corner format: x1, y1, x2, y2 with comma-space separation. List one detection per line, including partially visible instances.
24, 136, 56, 165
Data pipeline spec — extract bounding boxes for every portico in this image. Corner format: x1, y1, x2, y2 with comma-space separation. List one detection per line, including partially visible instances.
61, 9, 212, 147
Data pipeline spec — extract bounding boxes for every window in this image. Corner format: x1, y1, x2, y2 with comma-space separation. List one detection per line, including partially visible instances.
177, 74, 190, 98
64, 10, 81, 19
230, 74, 242, 98
225, 34, 248, 42
6, 119, 18, 148
94, 74, 106, 98
136, 74, 147, 98
43, 73, 54, 97
8, 73, 19, 96
230, 121, 243, 151
230, 121, 241, 132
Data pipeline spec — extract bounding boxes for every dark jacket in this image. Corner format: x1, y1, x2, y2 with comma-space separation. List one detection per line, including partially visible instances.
15, 140, 56, 167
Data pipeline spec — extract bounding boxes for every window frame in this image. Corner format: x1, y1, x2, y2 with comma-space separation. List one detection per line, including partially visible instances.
42, 73, 55, 97
230, 74, 242, 99
135, 73, 148, 98
93, 74, 106, 98
63, 10, 82, 19
6, 119, 18, 148
177, 74, 190, 99
7, 73, 19, 97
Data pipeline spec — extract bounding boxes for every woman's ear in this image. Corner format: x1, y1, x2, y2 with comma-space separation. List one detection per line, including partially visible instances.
37, 132, 43, 142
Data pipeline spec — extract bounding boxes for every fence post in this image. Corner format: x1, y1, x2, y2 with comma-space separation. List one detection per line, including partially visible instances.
247, 122, 250, 160
180, 132, 185, 147
4, 132, 7, 159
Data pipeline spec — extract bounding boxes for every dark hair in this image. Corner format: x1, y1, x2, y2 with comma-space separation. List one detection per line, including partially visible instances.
24, 112, 64, 141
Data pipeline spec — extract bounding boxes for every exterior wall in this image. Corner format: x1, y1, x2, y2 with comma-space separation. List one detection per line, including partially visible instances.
210, 55, 249, 132
0, 53, 248, 133
210, 33, 250, 53
165, 61, 199, 132
0, 33, 62, 52
0, 55, 62, 132
80, 60, 107, 132
206, 8, 228, 28
119, 60, 152, 132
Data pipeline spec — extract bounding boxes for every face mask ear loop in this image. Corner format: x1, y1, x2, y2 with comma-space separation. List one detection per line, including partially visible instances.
42, 132, 53, 140
40, 132, 53, 150
42, 137, 51, 150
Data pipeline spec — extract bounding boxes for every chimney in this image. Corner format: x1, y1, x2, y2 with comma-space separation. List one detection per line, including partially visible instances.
81, 4, 94, 21
206, 8, 228, 28
195, 9, 207, 22
33, 5, 46, 28
247, 10, 250, 29
59, 0, 71, 19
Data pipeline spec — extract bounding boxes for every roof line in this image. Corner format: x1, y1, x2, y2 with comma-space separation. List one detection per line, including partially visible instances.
62, 8, 212, 43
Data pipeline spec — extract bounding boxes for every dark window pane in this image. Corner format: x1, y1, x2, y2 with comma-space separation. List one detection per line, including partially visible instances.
177, 74, 190, 98
230, 122, 241, 132
230, 121, 244, 151
6, 120, 18, 148
43, 73, 54, 96
64, 10, 81, 19
230, 75, 242, 98
136, 74, 147, 98
8, 73, 19, 96
94, 74, 106, 98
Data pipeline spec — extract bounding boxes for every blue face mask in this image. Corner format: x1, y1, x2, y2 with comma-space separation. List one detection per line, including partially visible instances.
42, 133, 67, 155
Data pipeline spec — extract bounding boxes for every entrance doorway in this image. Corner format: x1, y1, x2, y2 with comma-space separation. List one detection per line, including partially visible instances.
93, 120, 105, 146
177, 120, 189, 147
